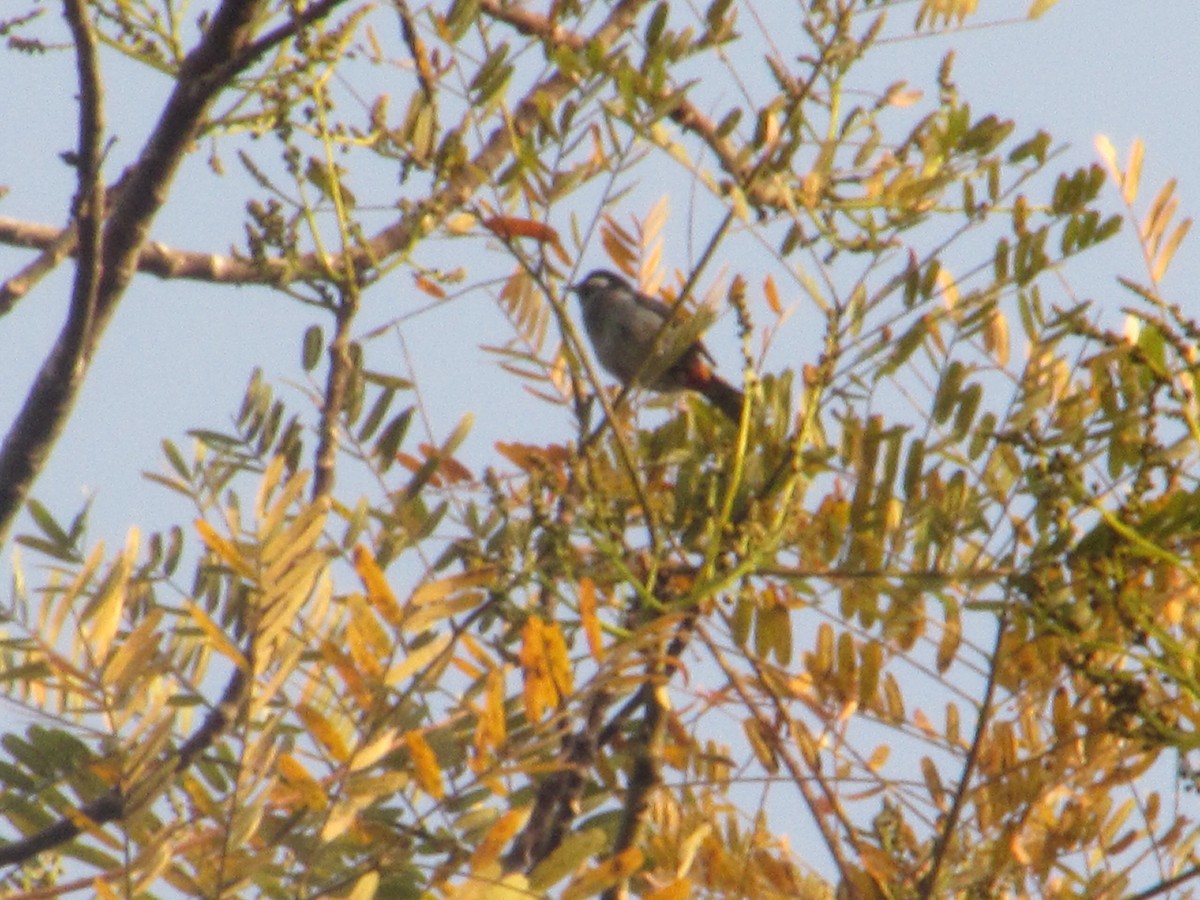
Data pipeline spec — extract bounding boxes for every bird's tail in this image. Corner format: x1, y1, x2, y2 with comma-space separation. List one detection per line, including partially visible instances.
699, 375, 745, 422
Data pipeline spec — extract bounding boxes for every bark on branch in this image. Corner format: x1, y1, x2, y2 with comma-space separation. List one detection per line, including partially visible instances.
0, 0, 356, 545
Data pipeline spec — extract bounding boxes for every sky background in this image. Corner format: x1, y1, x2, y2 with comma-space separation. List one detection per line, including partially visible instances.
0, 0, 1198, 887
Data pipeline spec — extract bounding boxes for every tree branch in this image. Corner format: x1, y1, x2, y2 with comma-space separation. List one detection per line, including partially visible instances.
0, 657, 249, 867
61, 0, 104, 357
478, 0, 755, 195
0, 0, 278, 546
0, 216, 288, 296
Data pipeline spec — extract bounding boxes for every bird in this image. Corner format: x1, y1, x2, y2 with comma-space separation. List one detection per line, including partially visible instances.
570, 269, 744, 421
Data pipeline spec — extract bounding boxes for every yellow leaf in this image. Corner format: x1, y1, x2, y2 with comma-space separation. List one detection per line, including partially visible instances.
350, 729, 399, 772
401, 591, 483, 633
261, 499, 325, 585
935, 266, 960, 320
384, 632, 451, 686
195, 519, 256, 579
936, 600, 961, 672
297, 703, 351, 764
352, 544, 404, 627
346, 594, 388, 677
410, 567, 497, 607
675, 823, 711, 878
921, 755, 945, 805
183, 599, 250, 670
344, 871, 379, 900
405, 730, 444, 799
1094, 133, 1118, 184
563, 848, 644, 899
103, 608, 164, 691
1153, 217, 1191, 283
321, 798, 358, 842
1124, 136, 1145, 205
984, 308, 1010, 366
84, 537, 134, 663
445, 213, 477, 235
1143, 178, 1179, 248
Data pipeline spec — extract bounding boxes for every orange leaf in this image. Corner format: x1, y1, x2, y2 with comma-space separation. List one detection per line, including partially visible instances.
520, 617, 552, 722
395, 451, 442, 486
352, 545, 404, 627
542, 619, 573, 698
469, 808, 528, 871
474, 666, 507, 762
646, 879, 692, 900
495, 441, 570, 474
413, 273, 447, 299
274, 754, 328, 810
482, 216, 561, 245
319, 639, 373, 711
579, 578, 604, 661
418, 443, 473, 483
763, 274, 782, 315
405, 730, 444, 799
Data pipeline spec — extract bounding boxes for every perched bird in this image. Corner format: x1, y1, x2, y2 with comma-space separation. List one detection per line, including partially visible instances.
570, 269, 744, 421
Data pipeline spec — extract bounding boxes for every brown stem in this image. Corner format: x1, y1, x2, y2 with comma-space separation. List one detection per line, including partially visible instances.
601, 678, 666, 900
312, 297, 356, 500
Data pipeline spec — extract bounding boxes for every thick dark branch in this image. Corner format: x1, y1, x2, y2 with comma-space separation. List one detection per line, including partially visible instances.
0, 0, 652, 545
0, 0, 279, 546
0, 1, 356, 308
0, 1, 109, 548
503, 695, 607, 873
601, 683, 665, 900
62, 0, 104, 356
219, 0, 355, 88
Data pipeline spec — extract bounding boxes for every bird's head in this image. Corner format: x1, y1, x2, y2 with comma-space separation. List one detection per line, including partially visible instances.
570, 269, 632, 304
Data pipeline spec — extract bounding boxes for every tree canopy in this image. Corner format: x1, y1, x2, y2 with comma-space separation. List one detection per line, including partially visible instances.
0, 1, 1197, 898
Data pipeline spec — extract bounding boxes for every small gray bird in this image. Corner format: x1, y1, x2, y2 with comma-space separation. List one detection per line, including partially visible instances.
570, 269, 744, 420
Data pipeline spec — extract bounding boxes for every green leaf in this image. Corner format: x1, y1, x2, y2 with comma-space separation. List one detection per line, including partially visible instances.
302, 325, 324, 372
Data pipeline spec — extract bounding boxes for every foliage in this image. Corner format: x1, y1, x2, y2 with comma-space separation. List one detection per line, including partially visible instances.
0, 0, 1197, 898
